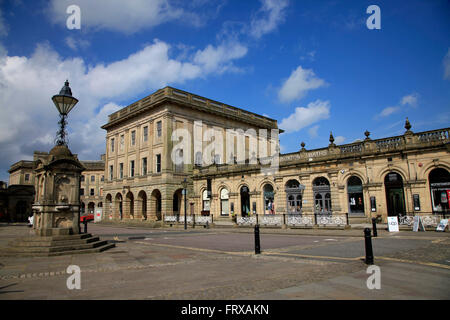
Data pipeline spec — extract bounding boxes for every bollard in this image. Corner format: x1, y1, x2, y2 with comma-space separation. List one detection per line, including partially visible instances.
364, 228, 374, 264
83, 219, 88, 234
254, 224, 261, 254
372, 218, 378, 237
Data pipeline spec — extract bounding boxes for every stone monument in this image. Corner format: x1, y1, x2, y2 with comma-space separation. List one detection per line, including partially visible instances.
2, 81, 114, 256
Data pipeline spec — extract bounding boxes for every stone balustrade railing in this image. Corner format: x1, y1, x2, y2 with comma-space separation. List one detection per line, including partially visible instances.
278, 128, 449, 164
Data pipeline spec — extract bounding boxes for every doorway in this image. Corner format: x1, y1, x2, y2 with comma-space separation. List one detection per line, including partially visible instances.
384, 172, 406, 217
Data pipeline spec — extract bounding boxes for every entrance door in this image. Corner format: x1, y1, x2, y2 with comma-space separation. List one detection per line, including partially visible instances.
384, 172, 406, 217
240, 186, 250, 216
387, 188, 405, 216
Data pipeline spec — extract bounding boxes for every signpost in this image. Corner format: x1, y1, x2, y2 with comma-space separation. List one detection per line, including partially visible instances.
412, 216, 426, 232
436, 219, 449, 232
387, 216, 399, 232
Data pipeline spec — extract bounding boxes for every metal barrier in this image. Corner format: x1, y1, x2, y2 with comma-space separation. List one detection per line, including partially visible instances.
398, 213, 449, 227
163, 213, 349, 228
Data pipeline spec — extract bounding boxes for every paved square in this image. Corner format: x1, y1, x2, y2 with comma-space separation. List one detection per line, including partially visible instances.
0, 223, 449, 299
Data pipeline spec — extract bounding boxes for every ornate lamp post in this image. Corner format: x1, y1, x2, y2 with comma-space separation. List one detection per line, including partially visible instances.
52, 80, 79, 146
182, 178, 188, 230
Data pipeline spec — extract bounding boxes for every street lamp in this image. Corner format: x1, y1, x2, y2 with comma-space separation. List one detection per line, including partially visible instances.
182, 178, 188, 230
52, 80, 79, 146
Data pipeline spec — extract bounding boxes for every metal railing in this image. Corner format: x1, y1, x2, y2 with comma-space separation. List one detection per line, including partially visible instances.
163, 214, 213, 226
397, 212, 449, 227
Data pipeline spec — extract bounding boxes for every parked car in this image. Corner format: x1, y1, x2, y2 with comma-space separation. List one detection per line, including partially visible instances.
80, 213, 94, 223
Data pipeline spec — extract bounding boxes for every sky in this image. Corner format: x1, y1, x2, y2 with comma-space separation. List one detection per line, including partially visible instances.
0, 0, 449, 182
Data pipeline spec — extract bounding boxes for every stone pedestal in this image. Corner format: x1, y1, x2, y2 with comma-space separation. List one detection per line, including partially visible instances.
7, 145, 114, 256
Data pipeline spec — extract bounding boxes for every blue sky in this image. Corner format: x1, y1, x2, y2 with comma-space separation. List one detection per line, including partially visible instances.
0, 0, 449, 181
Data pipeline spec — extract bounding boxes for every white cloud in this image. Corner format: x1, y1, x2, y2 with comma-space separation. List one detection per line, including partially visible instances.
334, 136, 345, 144
0, 7, 8, 37
249, 0, 289, 39
193, 41, 248, 74
278, 66, 327, 103
308, 125, 319, 138
0, 39, 248, 180
443, 48, 450, 80
376, 93, 419, 119
48, 0, 200, 34
65, 36, 90, 51
401, 93, 419, 107
279, 100, 330, 133
378, 106, 400, 118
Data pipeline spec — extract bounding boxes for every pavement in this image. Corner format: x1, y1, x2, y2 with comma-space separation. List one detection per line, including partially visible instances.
0, 222, 449, 300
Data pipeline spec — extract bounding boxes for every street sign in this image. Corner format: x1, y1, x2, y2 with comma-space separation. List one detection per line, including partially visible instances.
412, 216, 426, 232
387, 216, 399, 232
95, 208, 102, 222
436, 219, 449, 232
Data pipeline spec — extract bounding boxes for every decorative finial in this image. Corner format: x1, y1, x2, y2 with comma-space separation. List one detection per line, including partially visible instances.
301, 141, 305, 149
329, 131, 335, 144
364, 130, 371, 140
405, 117, 412, 131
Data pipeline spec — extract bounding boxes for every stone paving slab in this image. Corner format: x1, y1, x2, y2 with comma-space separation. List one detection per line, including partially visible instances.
1, 224, 449, 300
241, 262, 450, 300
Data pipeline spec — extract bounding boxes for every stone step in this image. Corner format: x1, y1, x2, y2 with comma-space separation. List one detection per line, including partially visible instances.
18, 233, 93, 242
348, 216, 369, 224
2, 242, 116, 257
11, 236, 100, 248
4, 240, 111, 254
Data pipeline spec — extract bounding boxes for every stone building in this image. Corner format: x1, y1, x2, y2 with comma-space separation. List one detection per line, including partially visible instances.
101, 86, 279, 221
101, 87, 450, 224
193, 121, 450, 223
80, 156, 106, 216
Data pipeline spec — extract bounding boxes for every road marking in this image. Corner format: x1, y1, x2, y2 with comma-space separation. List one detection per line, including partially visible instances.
431, 238, 447, 244
135, 242, 253, 256
262, 251, 363, 261
376, 256, 450, 270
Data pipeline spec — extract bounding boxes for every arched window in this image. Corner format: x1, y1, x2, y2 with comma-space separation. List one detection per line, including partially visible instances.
285, 179, 304, 214
313, 177, 331, 214
429, 168, 450, 213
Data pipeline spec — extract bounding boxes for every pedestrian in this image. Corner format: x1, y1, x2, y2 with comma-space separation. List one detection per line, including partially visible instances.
28, 214, 33, 228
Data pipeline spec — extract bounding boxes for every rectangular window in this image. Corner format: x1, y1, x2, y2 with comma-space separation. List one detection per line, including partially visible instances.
110, 138, 115, 152
142, 157, 147, 175
143, 126, 148, 142
156, 154, 161, 173
109, 165, 113, 180
119, 163, 123, 179
80, 175, 85, 182
80, 188, 84, 196
130, 160, 135, 177
131, 130, 136, 146
101, 175, 104, 182
91, 175, 95, 182
157, 121, 162, 137
120, 134, 124, 151
25, 174, 30, 181
90, 188, 94, 196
